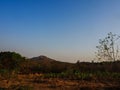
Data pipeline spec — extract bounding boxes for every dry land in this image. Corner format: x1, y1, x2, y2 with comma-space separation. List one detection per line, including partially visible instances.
0, 74, 120, 90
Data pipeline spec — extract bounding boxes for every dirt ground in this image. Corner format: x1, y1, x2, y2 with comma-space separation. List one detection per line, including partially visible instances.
0, 74, 120, 90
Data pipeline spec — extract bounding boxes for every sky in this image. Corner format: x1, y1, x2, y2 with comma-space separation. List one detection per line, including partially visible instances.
0, 0, 120, 63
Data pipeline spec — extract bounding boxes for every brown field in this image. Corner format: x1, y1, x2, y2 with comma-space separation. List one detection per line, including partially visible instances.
0, 73, 120, 90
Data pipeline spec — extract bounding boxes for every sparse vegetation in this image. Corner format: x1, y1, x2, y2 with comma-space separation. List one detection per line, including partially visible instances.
0, 51, 120, 90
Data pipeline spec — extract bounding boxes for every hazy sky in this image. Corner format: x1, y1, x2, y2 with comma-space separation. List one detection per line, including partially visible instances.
0, 0, 120, 62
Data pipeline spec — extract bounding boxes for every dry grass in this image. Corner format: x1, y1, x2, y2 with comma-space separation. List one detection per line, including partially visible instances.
0, 73, 120, 90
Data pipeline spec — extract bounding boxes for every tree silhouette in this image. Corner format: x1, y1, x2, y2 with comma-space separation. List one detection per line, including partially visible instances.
96, 32, 120, 61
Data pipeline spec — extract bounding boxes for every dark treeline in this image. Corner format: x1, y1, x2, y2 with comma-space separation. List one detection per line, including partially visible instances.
0, 51, 120, 74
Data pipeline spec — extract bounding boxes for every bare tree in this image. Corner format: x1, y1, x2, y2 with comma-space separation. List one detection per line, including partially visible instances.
96, 32, 120, 61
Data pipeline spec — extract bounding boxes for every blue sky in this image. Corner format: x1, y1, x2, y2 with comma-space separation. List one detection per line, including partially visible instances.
0, 0, 120, 62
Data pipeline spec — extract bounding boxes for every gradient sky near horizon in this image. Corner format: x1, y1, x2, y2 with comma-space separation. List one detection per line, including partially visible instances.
0, 0, 120, 62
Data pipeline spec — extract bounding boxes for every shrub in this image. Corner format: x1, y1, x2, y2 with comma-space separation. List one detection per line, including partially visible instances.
0, 52, 25, 72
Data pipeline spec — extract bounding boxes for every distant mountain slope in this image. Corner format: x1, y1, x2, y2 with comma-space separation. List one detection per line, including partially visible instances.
20, 55, 120, 74
1, 51, 120, 74
30, 55, 56, 63
20, 55, 74, 74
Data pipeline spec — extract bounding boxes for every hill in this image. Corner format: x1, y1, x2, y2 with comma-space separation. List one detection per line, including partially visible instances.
20, 55, 120, 74
20, 55, 74, 74
0, 51, 120, 74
